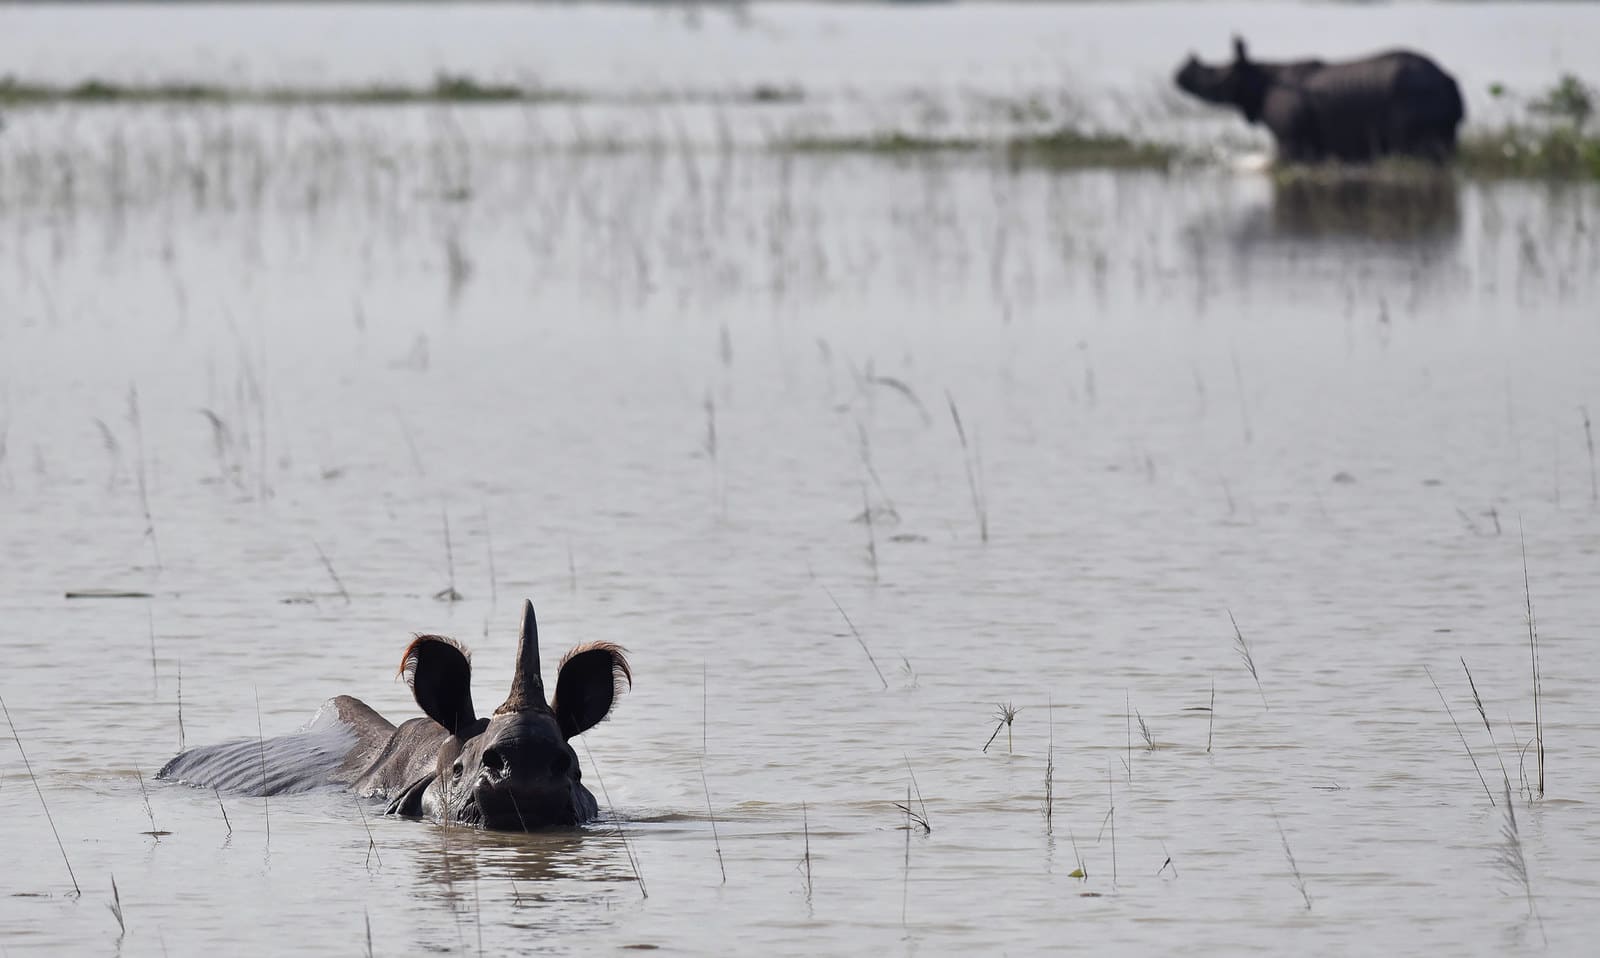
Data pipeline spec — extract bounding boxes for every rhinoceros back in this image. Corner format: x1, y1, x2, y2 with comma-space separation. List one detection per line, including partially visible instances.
158, 696, 393, 796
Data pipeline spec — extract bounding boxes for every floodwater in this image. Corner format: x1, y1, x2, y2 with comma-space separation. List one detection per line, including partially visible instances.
2, 4, 1599, 957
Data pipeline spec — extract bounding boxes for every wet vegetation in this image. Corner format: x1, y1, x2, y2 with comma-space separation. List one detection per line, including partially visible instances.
786, 128, 1180, 170
0, 74, 809, 108
1458, 127, 1600, 180
1461, 73, 1600, 179
0, 73, 568, 106
3, 71, 1596, 178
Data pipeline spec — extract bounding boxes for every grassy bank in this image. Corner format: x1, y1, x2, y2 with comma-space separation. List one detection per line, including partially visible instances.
0, 75, 805, 108
0, 74, 563, 106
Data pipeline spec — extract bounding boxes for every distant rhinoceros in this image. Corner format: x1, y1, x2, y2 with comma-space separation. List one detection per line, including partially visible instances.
1175, 37, 1465, 164
159, 600, 631, 830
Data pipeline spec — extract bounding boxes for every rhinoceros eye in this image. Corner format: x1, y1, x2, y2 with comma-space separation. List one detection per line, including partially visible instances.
451, 761, 464, 779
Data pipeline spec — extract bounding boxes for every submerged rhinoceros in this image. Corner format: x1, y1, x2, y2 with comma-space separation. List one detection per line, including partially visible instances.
158, 600, 631, 830
1175, 37, 1465, 164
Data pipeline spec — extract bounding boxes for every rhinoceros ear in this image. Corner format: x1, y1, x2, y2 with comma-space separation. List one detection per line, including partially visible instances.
1232, 35, 1249, 64
399, 635, 477, 737
551, 642, 632, 739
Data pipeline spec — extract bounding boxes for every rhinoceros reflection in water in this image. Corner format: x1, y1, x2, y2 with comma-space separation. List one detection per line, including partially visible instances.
158, 600, 631, 830
1175, 37, 1465, 165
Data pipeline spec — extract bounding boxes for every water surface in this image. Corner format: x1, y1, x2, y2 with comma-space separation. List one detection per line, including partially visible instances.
2, 4, 1599, 956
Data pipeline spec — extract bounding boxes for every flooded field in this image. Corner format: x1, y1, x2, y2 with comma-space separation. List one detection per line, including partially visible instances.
2, 3, 1600, 956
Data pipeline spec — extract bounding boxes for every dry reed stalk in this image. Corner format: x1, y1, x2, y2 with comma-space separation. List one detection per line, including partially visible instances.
1426, 664, 1496, 806
579, 738, 646, 898
1067, 823, 1087, 879
983, 702, 1020, 754
215, 787, 232, 838
1207, 679, 1216, 752
945, 392, 989, 543
901, 788, 910, 926
92, 418, 123, 490
176, 660, 185, 751
1125, 691, 1132, 780
704, 391, 722, 514
435, 507, 463, 602
821, 586, 887, 689
127, 386, 162, 570
862, 483, 878, 582
1229, 611, 1268, 711
802, 800, 814, 906
1044, 698, 1054, 827
1157, 840, 1178, 878
355, 797, 382, 870
1520, 526, 1544, 799
1107, 766, 1117, 885
313, 540, 351, 603
0, 694, 80, 895
701, 667, 726, 883
109, 874, 125, 937
899, 756, 932, 834
1460, 658, 1511, 790
254, 688, 270, 847
1273, 810, 1312, 911
1584, 406, 1597, 505
134, 763, 164, 840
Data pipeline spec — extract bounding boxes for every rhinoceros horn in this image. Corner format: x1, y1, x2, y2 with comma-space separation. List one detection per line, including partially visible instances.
497, 599, 546, 714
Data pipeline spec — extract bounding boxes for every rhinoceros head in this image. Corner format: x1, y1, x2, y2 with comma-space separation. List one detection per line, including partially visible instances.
399, 600, 630, 829
1174, 36, 1270, 123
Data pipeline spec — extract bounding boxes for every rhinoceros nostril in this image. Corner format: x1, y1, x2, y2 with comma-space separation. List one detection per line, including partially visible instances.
483, 746, 510, 778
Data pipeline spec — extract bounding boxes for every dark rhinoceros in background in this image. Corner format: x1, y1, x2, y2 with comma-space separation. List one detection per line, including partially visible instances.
1175, 37, 1465, 164
158, 600, 631, 830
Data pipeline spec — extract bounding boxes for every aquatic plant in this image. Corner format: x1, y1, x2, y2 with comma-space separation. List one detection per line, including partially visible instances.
1460, 125, 1600, 180
783, 128, 1179, 170
1529, 73, 1595, 131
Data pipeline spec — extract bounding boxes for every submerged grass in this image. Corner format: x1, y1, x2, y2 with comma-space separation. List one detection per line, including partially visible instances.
784, 128, 1180, 170
0, 74, 806, 109
0, 74, 568, 108
790, 126, 1600, 180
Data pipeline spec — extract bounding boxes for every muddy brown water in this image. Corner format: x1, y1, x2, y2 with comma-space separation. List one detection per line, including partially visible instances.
2, 4, 1599, 956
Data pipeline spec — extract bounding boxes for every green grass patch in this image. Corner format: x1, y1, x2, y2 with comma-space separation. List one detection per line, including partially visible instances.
782, 127, 1177, 169
1459, 126, 1600, 180
0, 74, 576, 108
0, 74, 804, 109
1004, 128, 1178, 169
783, 132, 984, 155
